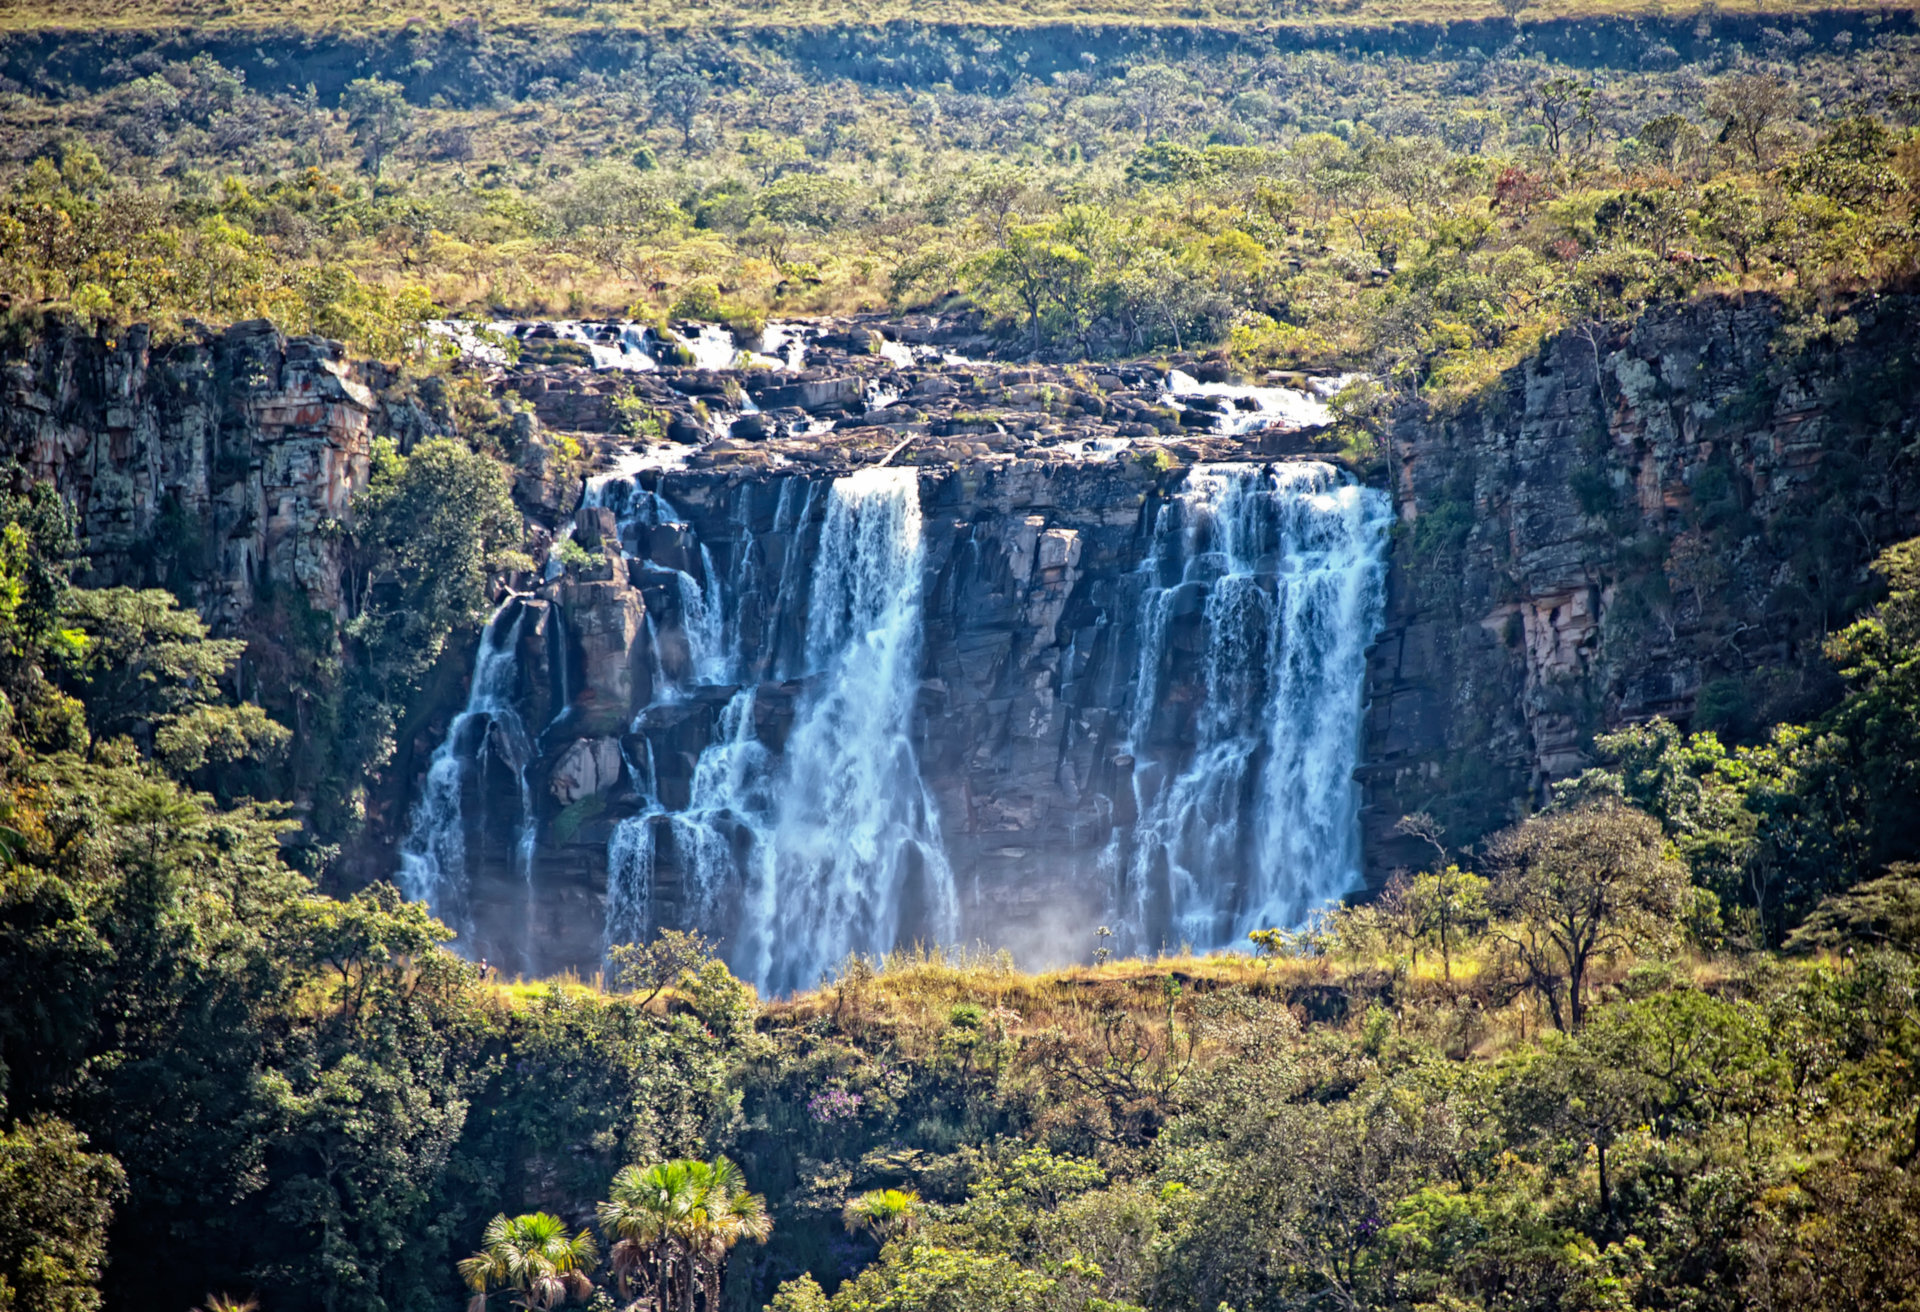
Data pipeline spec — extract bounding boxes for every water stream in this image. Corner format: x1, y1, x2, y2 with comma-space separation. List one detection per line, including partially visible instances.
404, 454, 1388, 989
603, 468, 958, 995
396, 600, 537, 964
1112, 461, 1391, 951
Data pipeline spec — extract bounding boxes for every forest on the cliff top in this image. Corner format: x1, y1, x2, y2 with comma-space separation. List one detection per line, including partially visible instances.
3, 5, 1920, 1312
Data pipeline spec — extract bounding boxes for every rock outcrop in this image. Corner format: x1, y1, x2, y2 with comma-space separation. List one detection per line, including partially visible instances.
0, 318, 449, 624
1363, 293, 1920, 874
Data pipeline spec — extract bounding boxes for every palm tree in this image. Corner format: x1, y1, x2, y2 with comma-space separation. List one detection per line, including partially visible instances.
458, 1212, 598, 1312
192, 1297, 260, 1312
689, 1158, 772, 1312
598, 1160, 698, 1311
598, 1158, 771, 1312
842, 1188, 919, 1243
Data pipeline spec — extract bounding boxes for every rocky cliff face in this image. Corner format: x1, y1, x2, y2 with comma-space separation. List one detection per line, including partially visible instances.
11, 295, 1915, 976
0, 318, 447, 624
1363, 293, 1920, 874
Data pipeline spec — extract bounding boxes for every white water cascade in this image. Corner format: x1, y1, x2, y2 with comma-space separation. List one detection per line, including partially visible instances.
586, 471, 729, 690
396, 600, 537, 958
1114, 461, 1391, 952
604, 467, 959, 995
605, 689, 778, 955
402, 452, 1387, 987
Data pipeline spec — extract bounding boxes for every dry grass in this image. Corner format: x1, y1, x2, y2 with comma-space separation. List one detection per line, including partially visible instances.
481, 967, 610, 1005
466, 942, 1828, 1076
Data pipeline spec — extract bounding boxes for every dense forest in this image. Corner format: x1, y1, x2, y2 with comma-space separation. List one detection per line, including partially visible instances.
4, 12, 1916, 390
2, 3, 1919, 1312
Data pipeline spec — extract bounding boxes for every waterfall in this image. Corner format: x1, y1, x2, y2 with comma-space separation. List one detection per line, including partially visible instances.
1115, 462, 1390, 953
749, 467, 957, 993
604, 467, 958, 995
604, 690, 778, 952
397, 600, 535, 952
406, 451, 1385, 987
586, 473, 728, 692
673, 323, 741, 371
1162, 369, 1349, 435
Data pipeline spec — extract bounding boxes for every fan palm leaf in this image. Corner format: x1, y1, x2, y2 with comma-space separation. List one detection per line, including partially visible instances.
460, 1212, 598, 1312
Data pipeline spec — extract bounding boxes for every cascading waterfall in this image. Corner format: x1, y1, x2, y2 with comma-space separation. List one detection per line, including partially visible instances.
587, 473, 728, 690
750, 467, 959, 993
1114, 461, 1391, 953
721, 476, 823, 682
403, 448, 1385, 989
604, 467, 959, 995
397, 600, 536, 953
604, 690, 777, 952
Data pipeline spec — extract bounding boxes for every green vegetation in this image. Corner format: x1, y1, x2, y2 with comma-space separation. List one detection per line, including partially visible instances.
2, 19, 1914, 393
2, 8, 1919, 1312
0, 0, 1893, 36
1556, 536, 1920, 944
1, 581, 1918, 1310
2, 456, 1900, 1312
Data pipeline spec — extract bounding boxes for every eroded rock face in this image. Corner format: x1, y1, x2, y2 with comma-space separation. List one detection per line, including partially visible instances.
0, 319, 448, 623
1363, 293, 1920, 875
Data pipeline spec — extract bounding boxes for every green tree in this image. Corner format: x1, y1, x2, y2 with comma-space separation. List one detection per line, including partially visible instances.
828, 1243, 1064, 1312
1485, 802, 1690, 1030
458, 1214, 597, 1312
0, 1115, 124, 1312
1816, 537, 1920, 874
1528, 77, 1592, 160
347, 438, 527, 753
598, 1157, 768, 1312
757, 174, 856, 234
688, 1159, 771, 1312
598, 1160, 693, 1310
1707, 74, 1795, 167
844, 1189, 920, 1243
770, 1274, 829, 1312
52, 587, 288, 780
341, 78, 411, 177
1578, 719, 1756, 916
0, 481, 76, 674
1406, 864, 1491, 981
1787, 864, 1920, 955
965, 222, 1083, 357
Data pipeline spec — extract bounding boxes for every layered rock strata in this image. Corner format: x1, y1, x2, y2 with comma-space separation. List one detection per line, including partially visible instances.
0, 319, 448, 623
1363, 293, 1920, 874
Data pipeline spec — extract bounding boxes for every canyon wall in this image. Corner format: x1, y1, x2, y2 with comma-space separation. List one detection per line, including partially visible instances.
0, 318, 449, 615
1364, 293, 1920, 873
5, 292, 1915, 978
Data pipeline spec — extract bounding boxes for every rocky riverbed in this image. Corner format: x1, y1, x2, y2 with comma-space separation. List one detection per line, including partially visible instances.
465, 313, 1358, 494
